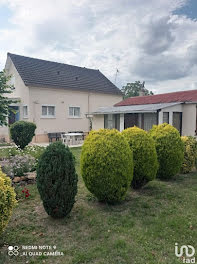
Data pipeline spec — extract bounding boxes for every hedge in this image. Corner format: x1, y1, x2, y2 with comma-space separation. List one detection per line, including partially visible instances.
181, 136, 197, 173
122, 126, 158, 188
149, 123, 184, 179
10, 121, 36, 149
0, 166, 17, 234
81, 129, 133, 203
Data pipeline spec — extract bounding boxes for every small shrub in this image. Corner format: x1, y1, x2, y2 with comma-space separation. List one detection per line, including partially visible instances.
0, 166, 17, 234
181, 136, 197, 173
149, 123, 184, 179
81, 129, 133, 203
10, 121, 36, 149
37, 142, 78, 218
122, 126, 158, 188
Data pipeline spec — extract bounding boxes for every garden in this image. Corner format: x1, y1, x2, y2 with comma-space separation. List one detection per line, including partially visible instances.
0, 121, 197, 264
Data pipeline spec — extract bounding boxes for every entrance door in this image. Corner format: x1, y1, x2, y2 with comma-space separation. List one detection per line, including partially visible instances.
173, 112, 182, 135
124, 113, 138, 129
8, 106, 20, 125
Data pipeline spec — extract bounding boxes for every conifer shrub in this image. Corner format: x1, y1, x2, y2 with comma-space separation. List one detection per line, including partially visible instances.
0, 166, 17, 234
122, 126, 158, 188
149, 123, 184, 179
81, 129, 133, 203
10, 121, 36, 149
181, 136, 197, 173
37, 142, 78, 218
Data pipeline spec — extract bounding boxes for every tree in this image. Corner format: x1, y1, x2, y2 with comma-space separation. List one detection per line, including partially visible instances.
0, 70, 17, 126
121, 81, 154, 99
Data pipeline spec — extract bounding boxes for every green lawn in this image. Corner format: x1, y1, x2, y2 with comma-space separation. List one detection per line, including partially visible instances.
0, 147, 197, 264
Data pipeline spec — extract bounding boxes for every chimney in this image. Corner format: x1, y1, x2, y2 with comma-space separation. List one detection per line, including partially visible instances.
139, 81, 145, 96
139, 89, 145, 96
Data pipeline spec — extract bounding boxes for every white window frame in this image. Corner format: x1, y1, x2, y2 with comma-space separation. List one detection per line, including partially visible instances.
41, 105, 56, 118
23, 105, 28, 119
69, 106, 81, 118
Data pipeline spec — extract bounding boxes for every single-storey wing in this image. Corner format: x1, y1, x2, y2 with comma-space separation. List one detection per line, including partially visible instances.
92, 90, 197, 136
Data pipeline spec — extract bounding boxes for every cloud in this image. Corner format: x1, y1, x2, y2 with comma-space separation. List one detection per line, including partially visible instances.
134, 53, 191, 81
138, 16, 176, 55
0, 0, 196, 94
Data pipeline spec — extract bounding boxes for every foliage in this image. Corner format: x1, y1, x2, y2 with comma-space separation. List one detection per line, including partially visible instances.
10, 121, 36, 149
0, 146, 45, 167
0, 70, 18, 126
1, 147, 197, 264
122, 126, 158, 188
37, 141, 78, 218
0, 166, 17, 234
149, 123, 184, 179
121, 81, 154, 99
81, 129, 133, 203
181, 136, 197, 173
1, 154, 36, 178
6, 145, 45, 159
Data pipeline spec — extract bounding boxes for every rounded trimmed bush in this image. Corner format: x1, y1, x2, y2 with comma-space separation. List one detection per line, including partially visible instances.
0, 167, 17, 234
10, 121, 36, 149
37, 141, 78, 218
81, 129, 133, 203
149, 123, 184, 179
181, 136, 197, 173
122, 126, 158, 188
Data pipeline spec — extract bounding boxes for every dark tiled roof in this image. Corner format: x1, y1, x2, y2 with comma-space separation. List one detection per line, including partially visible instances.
115, 89, 197, 106
8, 53, 122, 95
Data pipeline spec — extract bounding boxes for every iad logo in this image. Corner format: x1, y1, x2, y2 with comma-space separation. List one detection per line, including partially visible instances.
175, 243, 195, 263
8, 246, 19, 256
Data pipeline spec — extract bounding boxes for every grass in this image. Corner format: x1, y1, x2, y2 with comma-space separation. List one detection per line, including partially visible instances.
0, 147, 197, 264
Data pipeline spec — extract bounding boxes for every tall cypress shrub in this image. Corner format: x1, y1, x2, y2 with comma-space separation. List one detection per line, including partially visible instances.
37, 142, 78, 218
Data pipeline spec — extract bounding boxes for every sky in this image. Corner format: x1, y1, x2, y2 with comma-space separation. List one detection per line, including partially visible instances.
0, 0, 197, 94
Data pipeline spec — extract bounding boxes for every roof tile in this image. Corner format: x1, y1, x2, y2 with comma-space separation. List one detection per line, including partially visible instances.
115, 90, 197, 106
8, 53, 122, 95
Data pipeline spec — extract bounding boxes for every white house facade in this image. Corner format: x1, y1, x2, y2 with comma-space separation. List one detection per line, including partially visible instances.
0, 53, 122, 142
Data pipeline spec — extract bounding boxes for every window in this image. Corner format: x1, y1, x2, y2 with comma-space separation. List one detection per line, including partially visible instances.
143, 113, 157, 131
69, 107, 80, 117
163, 112, 169, 124
10, 75, 15, 86
104, 114, 120, 130
41, 105, 55, 117
23, 105, 28, 118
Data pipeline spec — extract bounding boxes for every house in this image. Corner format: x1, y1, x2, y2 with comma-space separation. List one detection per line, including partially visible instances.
0, 53, 122, 142
92, 90, 197, 136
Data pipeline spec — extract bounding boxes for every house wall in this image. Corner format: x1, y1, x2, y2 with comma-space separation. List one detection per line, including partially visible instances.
182, 104, 196, 136
158, 104, 183, 125
92, 115, 104, 130
158, 103, 196, 136
0, 59, 30, 142
29, 87, 122, 142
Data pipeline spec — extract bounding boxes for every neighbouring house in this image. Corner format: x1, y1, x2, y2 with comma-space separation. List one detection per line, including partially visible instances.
92, 90, 197, 136
0, 53, 122, 142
